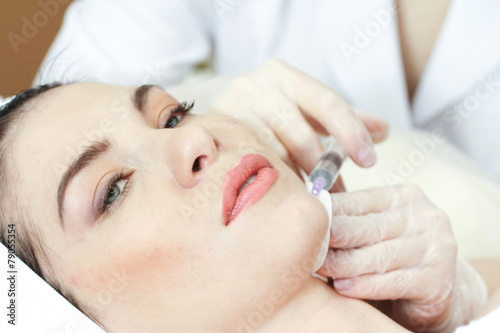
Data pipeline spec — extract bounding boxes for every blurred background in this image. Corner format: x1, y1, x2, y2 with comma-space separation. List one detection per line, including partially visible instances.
0, 1, 72, 96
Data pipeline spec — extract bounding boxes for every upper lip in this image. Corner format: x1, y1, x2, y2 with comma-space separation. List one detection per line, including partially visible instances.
221, 154, 273, 225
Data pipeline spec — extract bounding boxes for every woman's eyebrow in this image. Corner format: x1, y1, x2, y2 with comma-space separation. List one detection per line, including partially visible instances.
57, 84, 161, 229
133, 84, 162, 114
57, 139, 111, 229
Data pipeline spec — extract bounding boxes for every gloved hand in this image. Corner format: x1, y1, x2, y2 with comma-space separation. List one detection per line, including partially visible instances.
209, 60, 388, 178
317, 185, 488, 333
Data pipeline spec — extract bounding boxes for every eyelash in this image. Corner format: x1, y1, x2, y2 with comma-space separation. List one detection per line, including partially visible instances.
97, 171, 131, 217
97, 101, 194, 217
163, 101, 194, 128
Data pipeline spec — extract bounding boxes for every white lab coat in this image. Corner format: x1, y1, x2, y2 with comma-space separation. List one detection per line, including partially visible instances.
36, 0, 500, 179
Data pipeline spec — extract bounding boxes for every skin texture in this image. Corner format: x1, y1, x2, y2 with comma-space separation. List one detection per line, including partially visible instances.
397, 0, 452, 101
470, 259, 500, 319
8, 83, 408, 332
470, 259, 500, 294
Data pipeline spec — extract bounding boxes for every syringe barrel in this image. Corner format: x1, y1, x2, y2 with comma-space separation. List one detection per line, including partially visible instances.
309, 152, 343, 191
309, 139, 346, 192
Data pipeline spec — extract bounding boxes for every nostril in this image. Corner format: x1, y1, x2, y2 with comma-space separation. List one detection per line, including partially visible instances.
192, 158, 201, 172
192, 156, 206, 173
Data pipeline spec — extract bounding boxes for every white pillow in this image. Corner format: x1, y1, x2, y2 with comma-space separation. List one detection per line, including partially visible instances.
0, 243, 104, 332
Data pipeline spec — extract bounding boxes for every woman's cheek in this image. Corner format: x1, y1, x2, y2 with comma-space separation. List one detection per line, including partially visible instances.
68, 241, 195, 305
276, 191, 328, 267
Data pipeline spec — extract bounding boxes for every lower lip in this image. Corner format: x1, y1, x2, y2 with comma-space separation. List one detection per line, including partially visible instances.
227, 167, 279, 225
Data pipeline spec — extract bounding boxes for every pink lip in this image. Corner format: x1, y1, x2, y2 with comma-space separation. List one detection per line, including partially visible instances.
222, 154, 279, 226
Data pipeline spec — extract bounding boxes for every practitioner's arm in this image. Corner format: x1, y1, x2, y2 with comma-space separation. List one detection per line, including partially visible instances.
470, 259, 500, 294
35, 0, 211, 86
470, 259, 500, 319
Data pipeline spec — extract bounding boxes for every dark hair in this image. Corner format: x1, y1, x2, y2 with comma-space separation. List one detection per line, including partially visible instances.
0, 84, 101, 326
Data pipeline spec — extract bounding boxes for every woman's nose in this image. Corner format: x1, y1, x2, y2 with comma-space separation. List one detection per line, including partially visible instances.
170, 125, 220, 189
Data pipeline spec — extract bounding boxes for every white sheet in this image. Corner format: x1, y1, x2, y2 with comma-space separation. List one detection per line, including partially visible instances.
454, 307, 500, 332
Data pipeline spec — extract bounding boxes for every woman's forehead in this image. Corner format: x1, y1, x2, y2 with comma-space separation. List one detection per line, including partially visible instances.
10, 84, 133, 191
46, 83, 134, 112
10, 83, 181, 193
1, 84, 133, 237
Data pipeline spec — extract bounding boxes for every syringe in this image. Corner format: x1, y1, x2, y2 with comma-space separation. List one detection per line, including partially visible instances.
309, 138, 347, 196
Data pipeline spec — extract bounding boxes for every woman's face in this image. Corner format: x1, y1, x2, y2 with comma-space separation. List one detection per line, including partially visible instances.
11, 83, 328, 331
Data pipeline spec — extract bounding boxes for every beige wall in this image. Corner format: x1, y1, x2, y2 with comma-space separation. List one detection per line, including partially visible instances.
0, 1, 72, 96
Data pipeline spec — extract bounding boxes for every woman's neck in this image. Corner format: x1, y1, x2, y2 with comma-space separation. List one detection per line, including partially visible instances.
253, 277, 409, 333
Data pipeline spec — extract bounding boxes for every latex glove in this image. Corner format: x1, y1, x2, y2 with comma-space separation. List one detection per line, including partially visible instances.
318, 185, 487, 333
209, 60, 388, 177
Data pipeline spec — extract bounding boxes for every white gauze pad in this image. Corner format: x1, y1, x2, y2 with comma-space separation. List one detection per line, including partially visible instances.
305, 180, 333, 273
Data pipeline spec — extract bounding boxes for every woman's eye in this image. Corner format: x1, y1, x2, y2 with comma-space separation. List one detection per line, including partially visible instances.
105, 179, 127, 207
165, 114, 182, 128
162, 101, 194, 129
96, 172, 132, 218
